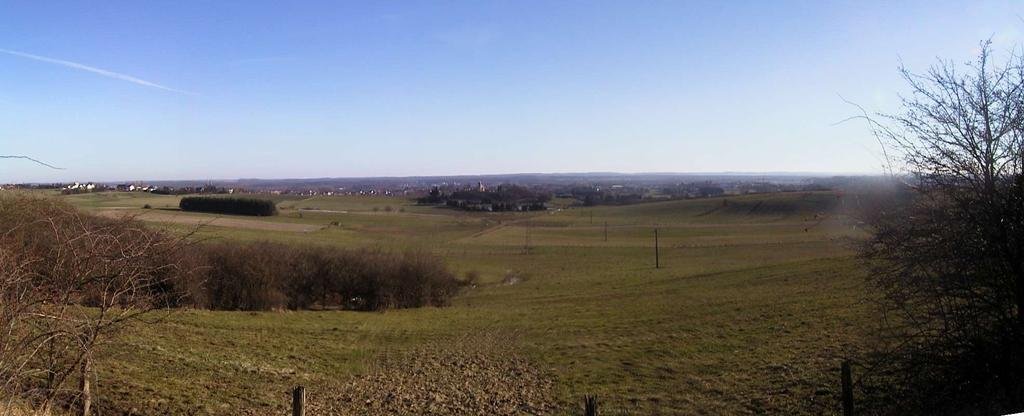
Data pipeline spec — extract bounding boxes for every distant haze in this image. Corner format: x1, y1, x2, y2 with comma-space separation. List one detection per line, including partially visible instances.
52, 172, 873, 190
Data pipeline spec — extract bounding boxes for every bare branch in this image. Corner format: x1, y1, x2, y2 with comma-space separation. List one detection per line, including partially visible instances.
0, 155, 65, 170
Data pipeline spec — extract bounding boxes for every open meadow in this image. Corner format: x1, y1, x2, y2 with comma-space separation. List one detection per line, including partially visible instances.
59, 191, 873, 415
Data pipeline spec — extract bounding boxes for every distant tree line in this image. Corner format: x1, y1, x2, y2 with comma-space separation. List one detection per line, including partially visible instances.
418, 186, 446, 204
179, 196, 278, 216
660, 183, 726, 199
151, 186, 226, 195
579, 192, 643, 206
59, 187, 93, 195
568, 186, 645, 206
418, 185, 550, 212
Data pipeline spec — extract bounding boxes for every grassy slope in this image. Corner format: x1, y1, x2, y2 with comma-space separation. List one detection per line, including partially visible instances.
62, 191, 871, 415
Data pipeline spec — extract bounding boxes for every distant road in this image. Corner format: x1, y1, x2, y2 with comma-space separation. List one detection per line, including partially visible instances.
96, 209, 323, 233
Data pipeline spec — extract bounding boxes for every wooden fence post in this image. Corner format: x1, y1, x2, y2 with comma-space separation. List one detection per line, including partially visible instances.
841, 360, 853, 416
584, 395, 598, 416
292, 385, 305, 416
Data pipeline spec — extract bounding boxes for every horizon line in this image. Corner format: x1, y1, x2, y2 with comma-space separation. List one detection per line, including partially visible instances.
7, 170, 888, 185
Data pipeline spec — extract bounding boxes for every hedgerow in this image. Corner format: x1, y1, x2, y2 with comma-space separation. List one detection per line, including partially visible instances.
179, 196, 278, 216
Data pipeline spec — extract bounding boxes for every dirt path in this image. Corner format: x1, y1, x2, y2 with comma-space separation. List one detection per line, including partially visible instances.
466, 216, 539, 239
309, 335, 556, 415
96, 210, 324, 233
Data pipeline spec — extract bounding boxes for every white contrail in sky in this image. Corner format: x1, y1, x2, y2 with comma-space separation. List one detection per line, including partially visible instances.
0, 48, 195, 95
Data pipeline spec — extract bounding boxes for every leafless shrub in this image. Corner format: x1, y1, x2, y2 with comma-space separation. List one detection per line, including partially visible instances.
199, 242, 464, 311
0, 242, 42, 414
856, 42, 1024, 413
463, 270, 481, 286
0, 193, 196, 415
202, 242, 292, 311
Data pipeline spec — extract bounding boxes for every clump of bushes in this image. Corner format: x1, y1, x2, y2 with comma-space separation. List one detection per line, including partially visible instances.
2, 194, 463, 313
1, 195, 463, 314
463, 270, 480, 286
197, 242, 465, 311
0, 193, 464, 414
179, 196, 278, 216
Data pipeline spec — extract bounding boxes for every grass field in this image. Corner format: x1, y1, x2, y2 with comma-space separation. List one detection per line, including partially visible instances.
60, 191, 873, 415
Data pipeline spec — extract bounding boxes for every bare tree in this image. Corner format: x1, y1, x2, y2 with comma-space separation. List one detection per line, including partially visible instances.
859, 41, 1024, 413
0, 243, 48, 415
0, 194, 195, 415
0, 155, 64, 170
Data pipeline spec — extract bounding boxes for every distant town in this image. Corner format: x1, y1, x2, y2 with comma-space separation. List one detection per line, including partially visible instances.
1, 173, 874, 210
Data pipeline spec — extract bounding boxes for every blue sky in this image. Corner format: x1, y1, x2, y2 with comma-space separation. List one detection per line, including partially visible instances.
2, 1, 1022, 182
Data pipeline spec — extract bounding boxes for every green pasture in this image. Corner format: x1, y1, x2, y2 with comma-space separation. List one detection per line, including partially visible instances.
58, 191, 873, 415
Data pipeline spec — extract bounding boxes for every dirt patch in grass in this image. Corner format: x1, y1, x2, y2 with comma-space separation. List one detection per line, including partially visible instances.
311, 335, 556, 415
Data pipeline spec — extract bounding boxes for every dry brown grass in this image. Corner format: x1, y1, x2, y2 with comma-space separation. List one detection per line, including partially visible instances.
309, 334, 555, 415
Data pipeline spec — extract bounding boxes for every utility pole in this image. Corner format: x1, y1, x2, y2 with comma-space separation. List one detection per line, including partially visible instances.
654, 228, 660, 269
